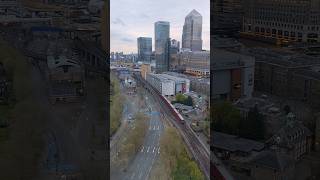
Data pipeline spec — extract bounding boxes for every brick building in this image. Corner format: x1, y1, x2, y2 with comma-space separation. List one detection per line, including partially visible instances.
240, 48, 320, 109
242, 0, 320, 44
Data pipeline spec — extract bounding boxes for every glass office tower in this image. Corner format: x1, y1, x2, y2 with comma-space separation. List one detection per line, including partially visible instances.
137, 37, 152, 63
182, 9, 203, 51
155, 21, 170, 73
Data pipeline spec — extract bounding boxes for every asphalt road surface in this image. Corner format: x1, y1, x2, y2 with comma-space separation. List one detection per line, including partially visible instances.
123, 95, 164, 180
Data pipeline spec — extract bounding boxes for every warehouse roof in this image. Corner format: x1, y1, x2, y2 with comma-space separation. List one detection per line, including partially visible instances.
212, 132, 265, 153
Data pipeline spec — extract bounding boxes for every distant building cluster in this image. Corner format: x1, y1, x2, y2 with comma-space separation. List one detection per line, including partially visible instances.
135, 9, 207, 74
110, 52, 137, 62
172, 50, 210, 75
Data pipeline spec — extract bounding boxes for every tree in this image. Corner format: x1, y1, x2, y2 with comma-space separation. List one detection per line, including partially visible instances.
239, 106, 265, 140
212, 101, 241, 135
176, 93, 187, 103
185, 96, 193, 106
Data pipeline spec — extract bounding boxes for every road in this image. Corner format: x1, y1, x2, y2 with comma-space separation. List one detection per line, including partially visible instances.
111, 88, 165, 180
123, 109, 163, 180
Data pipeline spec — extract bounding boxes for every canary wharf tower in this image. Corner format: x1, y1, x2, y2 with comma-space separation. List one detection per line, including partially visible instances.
155, 21, 170, 73
182, 9, 203, 51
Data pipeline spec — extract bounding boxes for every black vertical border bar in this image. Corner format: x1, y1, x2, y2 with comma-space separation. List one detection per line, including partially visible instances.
105, 0, 110, 179
210, 0, 214, 179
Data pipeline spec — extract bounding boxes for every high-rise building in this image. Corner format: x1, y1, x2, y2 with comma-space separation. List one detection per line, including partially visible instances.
170, 39, 180, 55
242, 0, 320, 43
155, 21, 170, 73
212, 0, 243, 37
182, 9, 202, 51
137, 37, 152, 63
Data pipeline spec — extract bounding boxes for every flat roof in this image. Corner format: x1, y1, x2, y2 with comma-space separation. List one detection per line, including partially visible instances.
213, 132, 265, 153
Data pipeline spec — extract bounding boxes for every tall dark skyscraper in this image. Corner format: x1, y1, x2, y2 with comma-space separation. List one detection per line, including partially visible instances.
182, 9, 202, 51
137, 37, 152, 63
155, 21, 170, 73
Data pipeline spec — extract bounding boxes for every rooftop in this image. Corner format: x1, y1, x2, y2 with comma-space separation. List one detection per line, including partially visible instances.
212, 132, 265, 153
186, 9, 202, 18
249, 150, 295, 171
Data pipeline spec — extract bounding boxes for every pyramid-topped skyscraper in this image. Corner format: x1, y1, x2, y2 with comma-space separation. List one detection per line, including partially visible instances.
182, 9, 203, 51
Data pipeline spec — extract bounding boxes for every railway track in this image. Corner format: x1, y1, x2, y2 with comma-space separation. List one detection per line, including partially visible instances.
134, 73, 210, 179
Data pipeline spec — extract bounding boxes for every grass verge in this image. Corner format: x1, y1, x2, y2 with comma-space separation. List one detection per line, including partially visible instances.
110, 73, 123, 136
151, 127, 204, 180
113, 112, 149, 170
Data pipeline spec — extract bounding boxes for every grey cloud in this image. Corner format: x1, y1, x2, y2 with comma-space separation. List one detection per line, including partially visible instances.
139, 13, 149, 19
121, 38, 134, 42
112, 18, 126, 26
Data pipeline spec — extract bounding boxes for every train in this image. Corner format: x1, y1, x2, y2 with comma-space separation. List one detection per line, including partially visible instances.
134, 73, 185, 125
158, 94, 185, 125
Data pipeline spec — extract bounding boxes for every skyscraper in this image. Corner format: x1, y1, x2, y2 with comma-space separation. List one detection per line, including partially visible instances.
137, 37, 152, 63
182, 9, 203, 51
170, 39, 180, 55
155, 21, 170, 73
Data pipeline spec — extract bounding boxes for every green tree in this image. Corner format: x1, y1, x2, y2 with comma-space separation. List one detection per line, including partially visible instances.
212, 101, 241, 135
185, 96, 193, 106
176, 93, 187, 102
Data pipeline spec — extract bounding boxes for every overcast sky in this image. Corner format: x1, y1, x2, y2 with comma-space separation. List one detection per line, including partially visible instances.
110, 0, 210, 53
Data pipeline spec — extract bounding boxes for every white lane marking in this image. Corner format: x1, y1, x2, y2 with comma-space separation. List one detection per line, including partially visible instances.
153, 147, 156, 153
145, 148, 157, 180
158, 147, 160, 154
153, 126, 156, 130
147, 146, 150, 153
141, 146, 144, 153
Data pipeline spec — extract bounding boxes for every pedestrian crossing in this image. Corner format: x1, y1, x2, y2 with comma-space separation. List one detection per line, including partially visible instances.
140, 146, 160, 154
148, 125, 161, 131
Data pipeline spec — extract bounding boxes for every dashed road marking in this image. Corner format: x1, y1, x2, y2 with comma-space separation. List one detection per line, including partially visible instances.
157, 126, 160, 130
141, 146, 144, 152
153, 147, 156, 153
147, 146, 150, 153
153, 126, 156, 130
158, 147, 160, 154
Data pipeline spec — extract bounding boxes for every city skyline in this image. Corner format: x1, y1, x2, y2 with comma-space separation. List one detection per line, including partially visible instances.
110, 0, 210, 53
